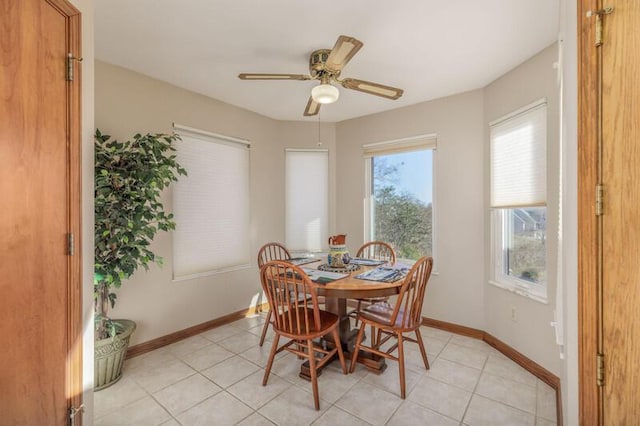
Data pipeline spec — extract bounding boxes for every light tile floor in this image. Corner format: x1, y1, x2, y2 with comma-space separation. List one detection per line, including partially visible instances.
94, 314, 558, 426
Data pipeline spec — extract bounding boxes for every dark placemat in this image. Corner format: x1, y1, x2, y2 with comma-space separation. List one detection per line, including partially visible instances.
317, 263, 361, 273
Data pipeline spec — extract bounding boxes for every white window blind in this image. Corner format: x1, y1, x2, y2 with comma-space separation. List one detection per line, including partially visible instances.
490, 100, 547, 208
363, 134, 437, 158
172, 125, 251, 280
285, 149, 328, 252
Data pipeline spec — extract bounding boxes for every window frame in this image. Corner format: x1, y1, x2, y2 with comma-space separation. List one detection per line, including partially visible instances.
490, 208, 548, 303
489, 100, 549, 303
362, 134, 437, 265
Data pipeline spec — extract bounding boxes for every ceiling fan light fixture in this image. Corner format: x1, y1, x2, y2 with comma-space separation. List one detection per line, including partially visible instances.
311, 83, 339, 104
238, 35, 403, 116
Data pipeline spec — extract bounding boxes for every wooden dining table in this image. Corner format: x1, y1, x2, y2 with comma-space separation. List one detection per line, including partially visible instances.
296, 258, 404, 380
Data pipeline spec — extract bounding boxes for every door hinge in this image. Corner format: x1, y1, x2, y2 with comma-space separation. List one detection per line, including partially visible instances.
68, 404, 85, 426
67, 233, 75, 256
597, 352, 605, 386
595, 183, 604, 216
66, 53, 83, 81
586, 6, 615, 47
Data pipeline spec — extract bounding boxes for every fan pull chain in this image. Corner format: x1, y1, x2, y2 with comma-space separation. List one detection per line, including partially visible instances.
317, 111, 322, 146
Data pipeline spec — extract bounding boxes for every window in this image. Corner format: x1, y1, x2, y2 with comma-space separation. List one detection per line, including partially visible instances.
364, 135, 436, 262
285, 149, 328, 252
490, 100, 547, 301
172, 124, 251, 280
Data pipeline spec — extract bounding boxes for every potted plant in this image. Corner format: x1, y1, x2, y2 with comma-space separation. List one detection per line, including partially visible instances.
94, 129, 186, 390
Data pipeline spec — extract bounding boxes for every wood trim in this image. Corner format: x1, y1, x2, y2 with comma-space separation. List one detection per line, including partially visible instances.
421, 317, 485, 340
422, 317, 562, 426
482, 333, 559, 390
48, 0, 84, 422
578, 0, 600, 424
46, 0, 80, 16
126, 305, 267, 359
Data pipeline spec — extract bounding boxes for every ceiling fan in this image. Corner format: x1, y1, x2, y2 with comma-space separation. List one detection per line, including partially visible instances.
238, 35, 404, 116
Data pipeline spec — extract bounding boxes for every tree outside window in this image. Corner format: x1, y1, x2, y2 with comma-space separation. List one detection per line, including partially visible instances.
370, 149, 433, 261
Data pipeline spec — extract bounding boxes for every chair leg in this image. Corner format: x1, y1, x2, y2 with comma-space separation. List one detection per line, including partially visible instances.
294, 339, 306, 360
258, 309, 272, 347
414, 329, 430, 370
262, 333, 280, 386
370, 324, 377, 348
397, 333, 406, 399
354, 300, 362, 326
307, 339, 320, 410
349, 323, 367, 373
332, 328, 347, 374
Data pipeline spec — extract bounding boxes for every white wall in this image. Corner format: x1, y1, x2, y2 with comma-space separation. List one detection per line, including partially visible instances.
95, 61, 336, 345
559, 0, 579, 424
276, 120, 338, 237
335, 91, 486, 329
333, 45, 564, 377
482, 44, 562, 375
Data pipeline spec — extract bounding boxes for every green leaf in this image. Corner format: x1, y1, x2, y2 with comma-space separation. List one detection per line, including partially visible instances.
94, 129, 186, 336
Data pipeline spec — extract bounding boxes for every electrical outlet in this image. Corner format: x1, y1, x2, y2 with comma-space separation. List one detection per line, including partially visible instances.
511, 306, 517, 322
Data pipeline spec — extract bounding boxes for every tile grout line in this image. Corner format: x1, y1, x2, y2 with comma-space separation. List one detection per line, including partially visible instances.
145, 389, 175, 424
99, 322, 544, 425
458, 348, 490, 424
158, 334, 282, 424
472, 368, 539, 417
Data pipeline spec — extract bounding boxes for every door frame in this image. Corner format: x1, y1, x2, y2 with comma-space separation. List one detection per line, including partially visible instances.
578, 0, 600, 423
46, 0, 84, 418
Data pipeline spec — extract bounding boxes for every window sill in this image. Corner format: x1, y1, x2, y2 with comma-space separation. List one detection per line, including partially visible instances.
488, 280, 548, 304
173, 263, 252, 282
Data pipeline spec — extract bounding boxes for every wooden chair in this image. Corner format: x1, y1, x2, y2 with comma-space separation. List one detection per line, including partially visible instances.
349, 256, 433, 399
350, 241, 397, 325
257, 242, 292, 346
260, 260, 347, 410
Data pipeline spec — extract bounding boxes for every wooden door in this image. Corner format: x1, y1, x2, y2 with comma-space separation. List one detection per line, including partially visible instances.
601, 0, 640, 423
0, 0, 82, 424
579, 0, 640, 424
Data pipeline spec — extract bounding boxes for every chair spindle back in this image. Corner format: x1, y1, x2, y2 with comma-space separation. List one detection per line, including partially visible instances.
260, 261, 321, 337
258, 242, 291, 268
356, 241, 396, 264
390, 256, 433, 330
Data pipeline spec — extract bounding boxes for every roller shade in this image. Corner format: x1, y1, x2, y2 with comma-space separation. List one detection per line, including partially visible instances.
285, 149, 328, 252
172, 124, 251, 279
363, 134, 437, 158
490, 100, 547, 208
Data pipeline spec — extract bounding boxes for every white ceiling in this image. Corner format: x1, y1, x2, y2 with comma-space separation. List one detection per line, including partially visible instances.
95, 0, 559, 123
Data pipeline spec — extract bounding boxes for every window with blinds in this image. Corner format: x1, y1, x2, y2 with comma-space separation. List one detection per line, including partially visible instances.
172, 125, 251, 280
489, 100, 548, 302
285, 149, 328, 253
490, 100, 547, 208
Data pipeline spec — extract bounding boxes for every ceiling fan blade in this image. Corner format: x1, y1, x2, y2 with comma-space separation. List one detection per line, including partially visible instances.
341, 78, 404, 100
238, 73, 311, 80
324, 35, 363, 73
303, 97, 321, 116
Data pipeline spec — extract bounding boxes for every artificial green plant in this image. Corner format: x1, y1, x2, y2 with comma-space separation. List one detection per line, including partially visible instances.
94, 129, 186, 339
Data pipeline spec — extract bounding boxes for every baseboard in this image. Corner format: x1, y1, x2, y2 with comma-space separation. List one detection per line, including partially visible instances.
422, 316, 563, 426
126, 303, 268, 359
421, 317, 485, 339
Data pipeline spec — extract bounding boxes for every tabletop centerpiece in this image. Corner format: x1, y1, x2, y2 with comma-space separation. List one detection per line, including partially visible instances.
321, 234, 360, 273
